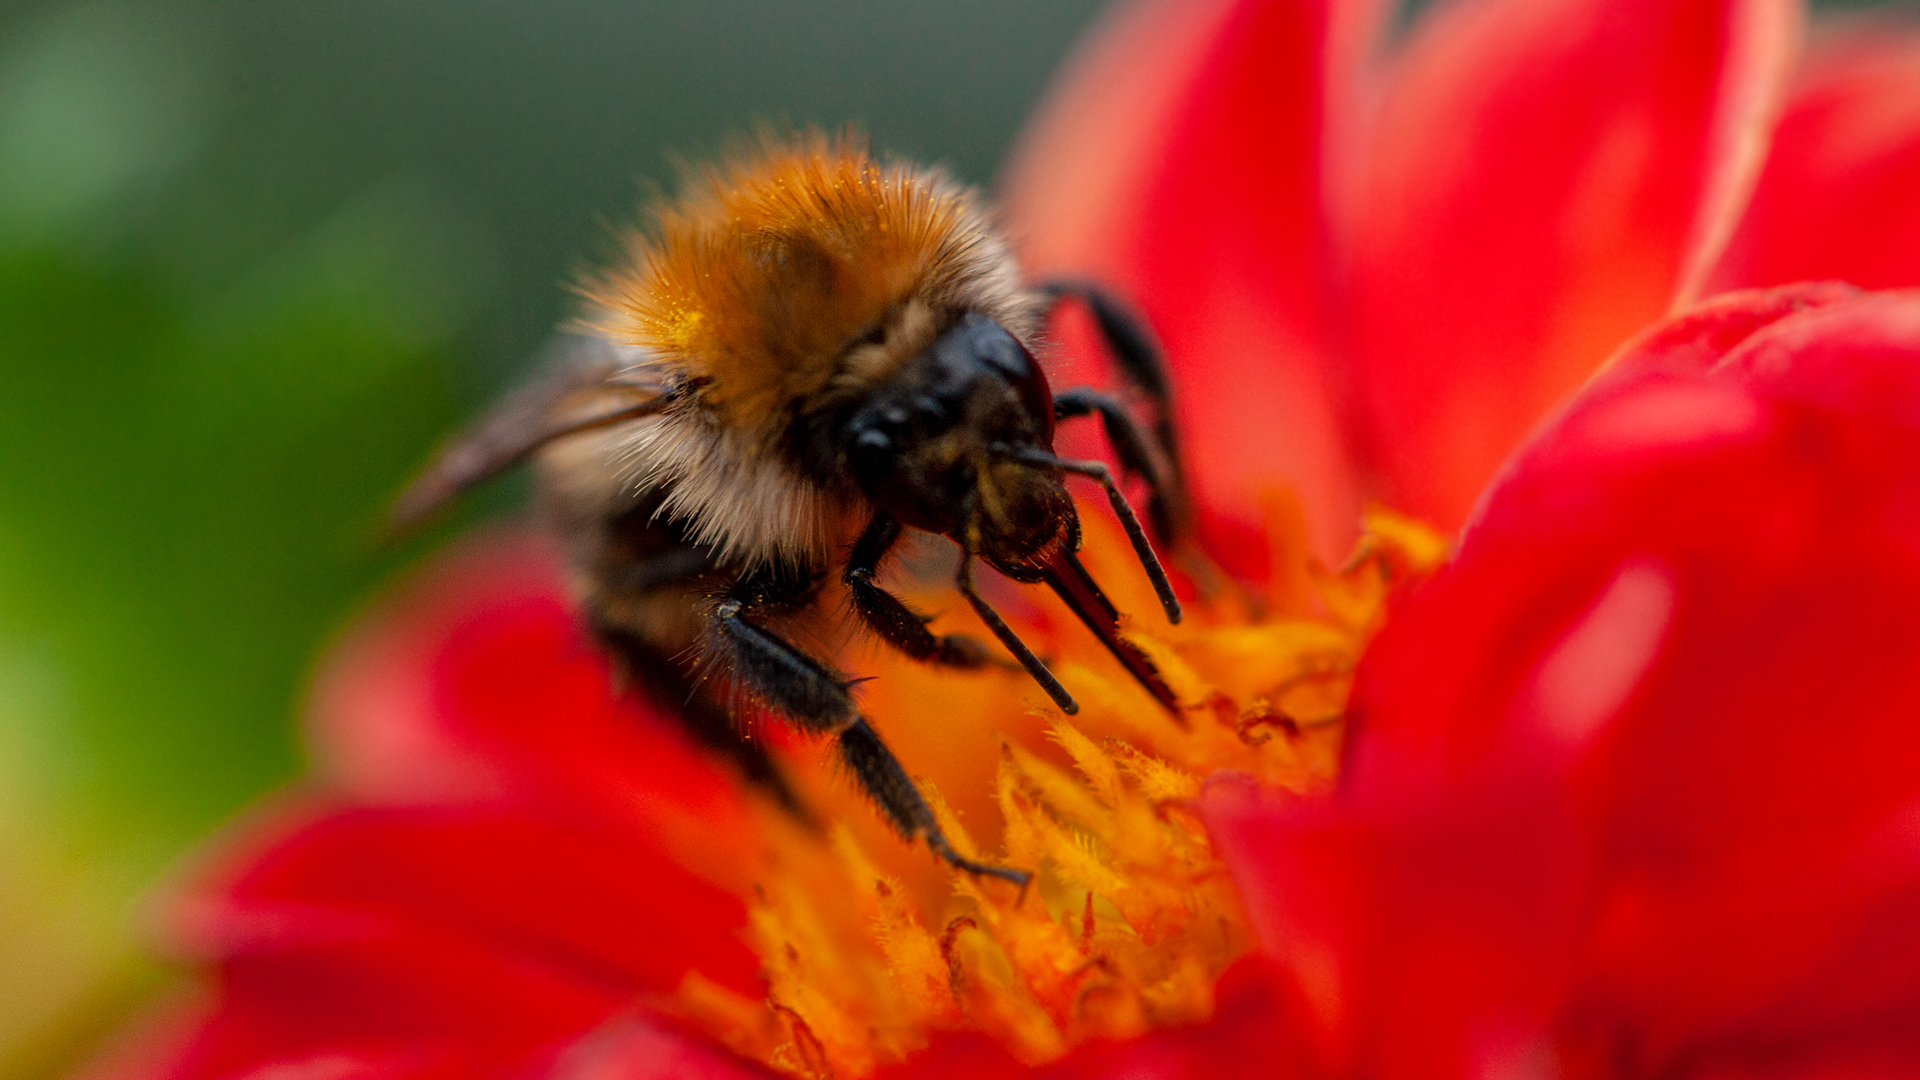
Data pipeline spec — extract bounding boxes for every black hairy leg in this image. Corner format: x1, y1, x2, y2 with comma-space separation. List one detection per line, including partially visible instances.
707, 559, 844, 728
585, 536, 808, 816
708, 568, 1029, 885
838, 718, 1029, 887
1036, 279, 1196, 546
843, 514, 997, 668
592, 612, 807, 818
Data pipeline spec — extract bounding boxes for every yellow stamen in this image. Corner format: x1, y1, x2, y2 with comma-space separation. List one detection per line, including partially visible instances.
675, 503, 1447, 1077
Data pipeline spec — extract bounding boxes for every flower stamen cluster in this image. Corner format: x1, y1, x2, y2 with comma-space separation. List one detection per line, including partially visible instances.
676, 508, 1448, 1077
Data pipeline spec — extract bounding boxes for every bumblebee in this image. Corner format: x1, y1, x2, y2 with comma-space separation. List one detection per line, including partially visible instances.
395, 133, 1196, 885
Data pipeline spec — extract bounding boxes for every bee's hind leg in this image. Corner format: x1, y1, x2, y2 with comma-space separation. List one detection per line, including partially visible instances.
581, 528, 812, 818
709, 573, 1030, 888
592, 612, 810, 821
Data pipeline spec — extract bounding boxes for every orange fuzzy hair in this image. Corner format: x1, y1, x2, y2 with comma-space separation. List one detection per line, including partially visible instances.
583, 131, 1028, 440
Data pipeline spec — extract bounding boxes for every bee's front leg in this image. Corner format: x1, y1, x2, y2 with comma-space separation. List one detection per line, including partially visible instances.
1052, 386, 1180, 548
1037, 279, 1196, 547
708, 574, 1029, 888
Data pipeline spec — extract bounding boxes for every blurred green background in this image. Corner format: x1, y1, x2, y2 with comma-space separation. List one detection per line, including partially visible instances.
0, 1, 1109, 1073
0, 0, 1911, 1076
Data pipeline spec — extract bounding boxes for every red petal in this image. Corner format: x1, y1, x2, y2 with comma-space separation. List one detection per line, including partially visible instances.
1714, 20, 1920, 294
1003, 0, 1388, 567
532, 1014, 780, 1080
880, 958, 1320, 1080
1207, 775, 1583, 1080
1349, 0, 1800, 529
93, 997, 777, 1080
1213, 287, 1920, 1076
168, 799, 760, 993
308, 533, 749, 839
167, 937, 615, 1080
1025, 959, 1324, 1079
1599, 280, 1860, 382
117, 795, 760, 1078
84, 536, 777, 1080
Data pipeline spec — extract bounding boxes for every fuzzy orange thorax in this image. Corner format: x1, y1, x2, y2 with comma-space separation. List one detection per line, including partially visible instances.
586, 135, 1025, 440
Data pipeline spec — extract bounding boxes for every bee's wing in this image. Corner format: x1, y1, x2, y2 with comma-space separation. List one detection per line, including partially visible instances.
390, 334, 671, 533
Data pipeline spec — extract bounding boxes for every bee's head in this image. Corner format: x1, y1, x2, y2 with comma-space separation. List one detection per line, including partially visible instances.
838, 313, 1074, 567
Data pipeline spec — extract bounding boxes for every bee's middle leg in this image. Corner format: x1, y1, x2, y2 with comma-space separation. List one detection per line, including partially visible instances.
838, 715, 1029, 887
843, 513, 999, 669
710, 575, 1029, 887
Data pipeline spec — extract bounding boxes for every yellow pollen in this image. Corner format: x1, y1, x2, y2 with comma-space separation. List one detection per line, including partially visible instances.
671, 503, 1448, 1077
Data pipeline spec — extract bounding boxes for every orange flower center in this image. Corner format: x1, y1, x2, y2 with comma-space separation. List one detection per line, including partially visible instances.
668, 503, 1448, 1077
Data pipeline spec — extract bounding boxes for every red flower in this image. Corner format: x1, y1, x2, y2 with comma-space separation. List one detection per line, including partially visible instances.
1208, 282, 1920, 1080
82, 0, 1920, 1078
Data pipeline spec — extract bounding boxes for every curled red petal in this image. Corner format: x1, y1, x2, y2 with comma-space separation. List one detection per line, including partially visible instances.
1004, 0, 1387, 567
1212, 287, 1920, 1078
1597, 280, 1860, 381
1349, 0, 1801, 529
1714, 18, 1920, 293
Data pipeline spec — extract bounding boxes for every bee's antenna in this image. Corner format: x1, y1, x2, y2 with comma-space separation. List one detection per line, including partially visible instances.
1001, 446, 1182, 625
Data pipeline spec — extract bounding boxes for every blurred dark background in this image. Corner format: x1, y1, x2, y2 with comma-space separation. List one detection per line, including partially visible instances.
0, 0, 1909, 1075
0, 1, 1106, 1073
